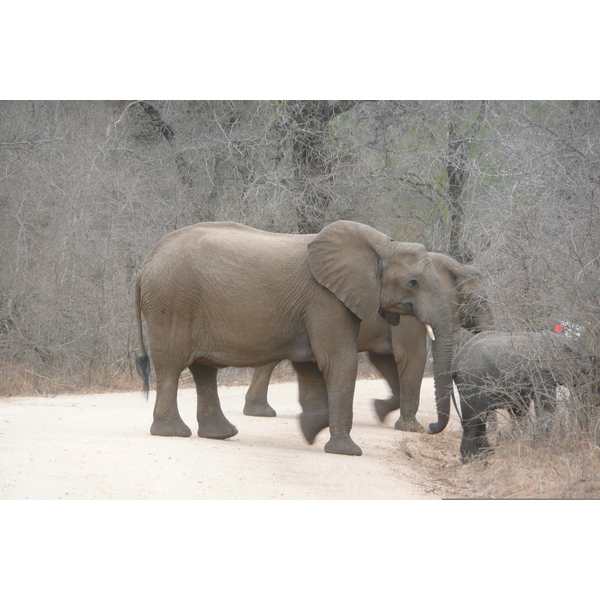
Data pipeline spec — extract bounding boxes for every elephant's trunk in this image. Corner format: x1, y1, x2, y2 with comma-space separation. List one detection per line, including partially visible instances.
428, 333, 454, 434
420, 294, 455, 434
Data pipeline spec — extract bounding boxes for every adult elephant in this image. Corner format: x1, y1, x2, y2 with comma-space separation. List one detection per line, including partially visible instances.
135, 220, 455, 456
244, 252, 492, 433
453, 330, 593, 462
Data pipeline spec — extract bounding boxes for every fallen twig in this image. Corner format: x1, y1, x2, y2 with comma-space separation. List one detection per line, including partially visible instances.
23, 369, 75, 389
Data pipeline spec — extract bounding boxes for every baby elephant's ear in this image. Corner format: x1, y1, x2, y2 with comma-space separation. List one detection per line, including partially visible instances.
307, 220, 390, 322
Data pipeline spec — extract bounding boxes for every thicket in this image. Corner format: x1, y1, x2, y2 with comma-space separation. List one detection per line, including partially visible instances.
1, 101, 599, 483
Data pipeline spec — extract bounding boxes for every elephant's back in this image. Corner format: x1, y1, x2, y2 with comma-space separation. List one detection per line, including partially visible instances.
138, 221, 318, 324
453, 331, 539, 381
454, 331, 507, 369
143, 221, 312, 271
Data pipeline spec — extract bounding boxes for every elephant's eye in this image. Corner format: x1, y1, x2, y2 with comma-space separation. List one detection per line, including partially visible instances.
407, 279, 419, 290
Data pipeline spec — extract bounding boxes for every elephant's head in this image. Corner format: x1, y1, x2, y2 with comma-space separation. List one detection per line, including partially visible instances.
307, 221, 454, 433
429, 253, 494, 334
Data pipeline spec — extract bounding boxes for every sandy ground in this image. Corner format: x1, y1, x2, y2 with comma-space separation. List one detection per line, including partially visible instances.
0, 377, 461, 500
3, 377, 590, 600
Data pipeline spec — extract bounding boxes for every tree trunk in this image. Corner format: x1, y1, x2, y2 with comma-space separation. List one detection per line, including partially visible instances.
288, 101, 356, 233
444, 100, 487, 263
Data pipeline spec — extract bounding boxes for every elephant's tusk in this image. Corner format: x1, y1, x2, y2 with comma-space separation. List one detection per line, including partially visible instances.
425, 324, 436, 341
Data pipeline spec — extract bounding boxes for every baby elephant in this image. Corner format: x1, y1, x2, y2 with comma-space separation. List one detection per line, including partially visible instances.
453, 330, 592, 462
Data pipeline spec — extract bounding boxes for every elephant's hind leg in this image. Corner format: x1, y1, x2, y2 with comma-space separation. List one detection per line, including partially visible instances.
151, 370, 192, 437
369, 352, 401, 423
190, 364, 238, 439
244, 362, 278, 417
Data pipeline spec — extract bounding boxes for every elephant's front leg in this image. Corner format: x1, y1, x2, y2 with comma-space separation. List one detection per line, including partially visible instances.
244, 361, 278, 417
316, 337, 363, 456
459, 394, 491, 462
323, 355, 362, 456
302, 309, 362, 456
460, 416, 489, 463
190, 364, 238, 439
294, 355, 362, 456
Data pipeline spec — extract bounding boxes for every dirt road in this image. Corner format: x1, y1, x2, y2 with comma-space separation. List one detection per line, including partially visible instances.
0, 377, 461, 500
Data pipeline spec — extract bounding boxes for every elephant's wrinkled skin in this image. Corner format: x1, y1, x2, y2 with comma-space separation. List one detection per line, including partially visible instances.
135, 220, 455, 456
453, 330, 593, 462
245, 253, 491, 433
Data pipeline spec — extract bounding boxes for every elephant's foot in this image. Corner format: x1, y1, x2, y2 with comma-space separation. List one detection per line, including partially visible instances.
460, 432, 492, 463
299, 411, 329, 445
460, 452, 476, 464
394, 417, 425, 433
151, 418, 192, 437
243, 399, 277, 417
197, 417, 238, 440
324, 436, 362, 456
373, 398, 399, 423
460, 446, 493, 464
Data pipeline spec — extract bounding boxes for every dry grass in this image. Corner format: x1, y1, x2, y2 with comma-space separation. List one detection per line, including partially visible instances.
400, 405, 600, 499
0, 353, 380, 398
0, 364, 144, 397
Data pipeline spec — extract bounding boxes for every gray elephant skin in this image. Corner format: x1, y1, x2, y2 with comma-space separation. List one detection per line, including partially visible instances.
453, 330, 592, 462
244, 252, 492, 433
135, 220, 455, 456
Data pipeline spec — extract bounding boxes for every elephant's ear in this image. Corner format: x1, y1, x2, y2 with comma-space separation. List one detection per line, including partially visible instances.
453, 264, 484, 288
430, 253, 483, 289
307, 220, 390, 322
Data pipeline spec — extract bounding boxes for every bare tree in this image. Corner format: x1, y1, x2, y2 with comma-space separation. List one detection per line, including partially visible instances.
444, 100, 488, 262
285, 100, 357, 233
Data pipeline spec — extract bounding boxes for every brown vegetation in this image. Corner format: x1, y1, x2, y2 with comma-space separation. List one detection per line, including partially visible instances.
402, 391, 600, 499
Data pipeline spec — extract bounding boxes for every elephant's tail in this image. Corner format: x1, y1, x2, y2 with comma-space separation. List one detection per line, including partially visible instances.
134, 276, 150, 397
